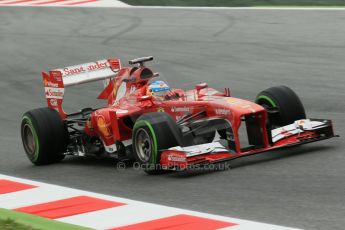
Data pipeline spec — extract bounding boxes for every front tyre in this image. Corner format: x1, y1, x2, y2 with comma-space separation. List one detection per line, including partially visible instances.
132, 112, 182, 174
256, 86, 306, 127
21, 107, 68, 165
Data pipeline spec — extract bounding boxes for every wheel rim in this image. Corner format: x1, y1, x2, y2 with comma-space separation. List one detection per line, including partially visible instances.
134, 128, 152, 162
23, 124, 36, 156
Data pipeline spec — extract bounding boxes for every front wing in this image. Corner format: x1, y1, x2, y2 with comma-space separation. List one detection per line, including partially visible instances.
160, 119, 337, 170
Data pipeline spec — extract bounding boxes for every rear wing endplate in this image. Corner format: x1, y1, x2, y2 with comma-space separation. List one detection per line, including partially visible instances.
42, 58, 121, 118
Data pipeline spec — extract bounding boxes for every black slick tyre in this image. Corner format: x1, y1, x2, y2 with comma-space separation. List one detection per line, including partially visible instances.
21, 107, 68, 165
132, 112, 182, 174
255, 86, 306, 127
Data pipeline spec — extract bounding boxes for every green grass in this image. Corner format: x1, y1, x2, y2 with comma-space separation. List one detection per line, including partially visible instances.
121, 0, 345, 7
0, 218, 39, 230
0, 209, 91, 230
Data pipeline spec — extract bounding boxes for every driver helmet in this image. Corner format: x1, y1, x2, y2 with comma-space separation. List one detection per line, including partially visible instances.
147, 80, 170, 99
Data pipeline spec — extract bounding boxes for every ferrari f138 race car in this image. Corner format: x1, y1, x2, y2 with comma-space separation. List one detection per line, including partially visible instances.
21, 56, 337, 174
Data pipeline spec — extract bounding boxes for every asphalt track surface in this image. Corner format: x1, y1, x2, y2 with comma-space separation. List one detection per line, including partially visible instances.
0, 7, 344, 230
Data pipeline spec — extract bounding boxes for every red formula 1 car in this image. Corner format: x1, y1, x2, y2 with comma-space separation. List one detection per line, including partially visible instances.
21, 56, 337, 174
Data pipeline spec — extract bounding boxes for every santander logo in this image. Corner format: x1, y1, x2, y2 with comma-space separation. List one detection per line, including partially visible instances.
45, 87, 64, 99
62, 61, 109, 76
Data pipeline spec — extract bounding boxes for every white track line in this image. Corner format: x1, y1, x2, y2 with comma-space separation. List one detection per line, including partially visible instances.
0, 0, 128, 6
58, 204, 182, 229
0, 186, 81, 209
1, 0, 345, 9
0, 174, 300, 230
130, 6, 345, 10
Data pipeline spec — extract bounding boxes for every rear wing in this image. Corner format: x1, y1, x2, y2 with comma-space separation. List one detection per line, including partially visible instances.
42, 58, 121, 118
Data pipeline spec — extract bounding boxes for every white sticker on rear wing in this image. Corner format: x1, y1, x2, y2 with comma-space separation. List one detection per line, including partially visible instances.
44, 87, 64, 99
55, 59, 121, 87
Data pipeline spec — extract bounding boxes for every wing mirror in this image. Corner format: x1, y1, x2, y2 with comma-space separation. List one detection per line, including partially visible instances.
196, 83, 208, 92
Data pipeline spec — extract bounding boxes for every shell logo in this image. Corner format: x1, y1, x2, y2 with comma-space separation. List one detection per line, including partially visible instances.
97, 116, 112, 138
227, 98, 242, 105
157, 107, 165, 112
43, 78, 49, 87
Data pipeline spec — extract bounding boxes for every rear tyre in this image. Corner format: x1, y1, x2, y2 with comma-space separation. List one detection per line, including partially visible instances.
21, 107, 68, 165
132, 112, 182, 174
255, 86, 306, 127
